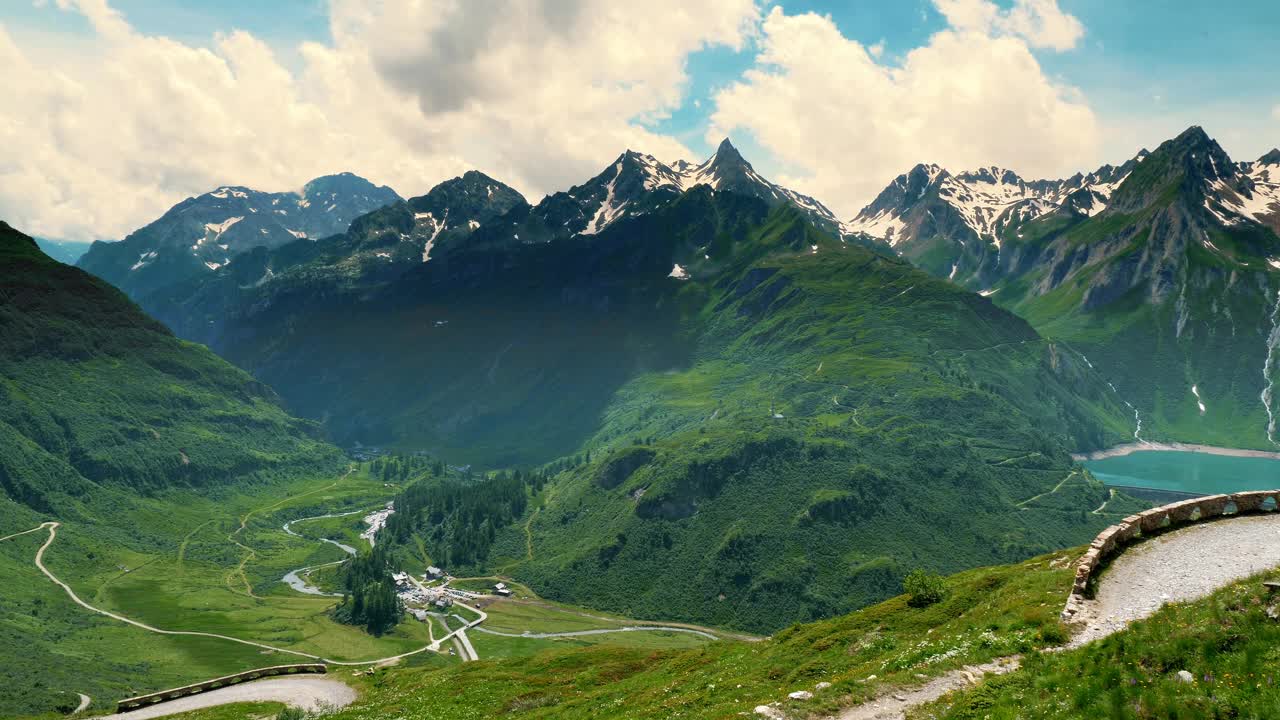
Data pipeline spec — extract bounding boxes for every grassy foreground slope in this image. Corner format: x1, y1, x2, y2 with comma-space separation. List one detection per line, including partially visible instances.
925, 568, 1280, 719
159, 551, 1280, 720
174, 549, 1082, 720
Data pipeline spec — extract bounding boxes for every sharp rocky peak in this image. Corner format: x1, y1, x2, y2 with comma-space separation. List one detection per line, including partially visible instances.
709, 137, 747, 165
1161, 125, 1236, 178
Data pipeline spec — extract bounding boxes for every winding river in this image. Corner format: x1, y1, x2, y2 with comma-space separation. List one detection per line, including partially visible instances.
279, 510, 366, 596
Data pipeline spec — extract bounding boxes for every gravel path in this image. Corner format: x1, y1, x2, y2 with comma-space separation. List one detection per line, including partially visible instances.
827, 513, 1280, 719
1070, 513, 1280, 645
832, 657, 1021, 720
97, 677, 356, 720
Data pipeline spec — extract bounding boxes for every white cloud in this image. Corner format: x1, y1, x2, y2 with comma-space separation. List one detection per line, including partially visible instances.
0, 0, 758, 240
708, 1, 1097, 218
935, 0, 1084, 51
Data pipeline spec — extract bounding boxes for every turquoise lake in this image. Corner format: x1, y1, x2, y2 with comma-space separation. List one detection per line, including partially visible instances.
1084, 451, 1280, 495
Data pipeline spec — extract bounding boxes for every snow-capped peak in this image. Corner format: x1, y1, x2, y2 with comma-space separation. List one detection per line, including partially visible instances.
846, 152, 1147, 247
566, 140, 844, 238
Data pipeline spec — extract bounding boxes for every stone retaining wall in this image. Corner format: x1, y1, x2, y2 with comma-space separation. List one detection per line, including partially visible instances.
1061, 490, 1280, 621
115, 663, 327, 712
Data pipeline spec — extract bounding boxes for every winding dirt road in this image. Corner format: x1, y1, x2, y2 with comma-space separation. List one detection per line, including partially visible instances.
473, 625, 719, 640
9, 521, 446, 667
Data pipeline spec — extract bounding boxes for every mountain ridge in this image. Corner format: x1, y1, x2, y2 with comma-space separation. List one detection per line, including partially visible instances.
77, 171, 402, 299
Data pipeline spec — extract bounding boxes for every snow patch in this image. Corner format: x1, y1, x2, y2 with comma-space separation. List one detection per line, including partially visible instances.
581, 159, 630, 235
847, 209, 908, 245
204, 216, 243, 237
1206, 173, 1280, 226
129, 251, 157, 271
420, 210, 448, 262
668, 264, 690, 280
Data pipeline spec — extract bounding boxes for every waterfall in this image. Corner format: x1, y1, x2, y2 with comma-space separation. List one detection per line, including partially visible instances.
1261, 289, 1280, 446
1125, 401, 1144, 443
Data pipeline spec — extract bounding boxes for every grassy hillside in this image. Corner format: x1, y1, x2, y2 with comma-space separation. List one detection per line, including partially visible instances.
310, 193, 1140, 632
146, 547, 1280, 720
471, 211, 1136, 631
0, 220, 365, 716
0, 220, 341, 511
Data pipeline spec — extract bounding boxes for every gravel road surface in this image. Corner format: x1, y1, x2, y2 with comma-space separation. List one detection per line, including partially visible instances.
1072, 513, 1280, 645
98, 677, 356, 720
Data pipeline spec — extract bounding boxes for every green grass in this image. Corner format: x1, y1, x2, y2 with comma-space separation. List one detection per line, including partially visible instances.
458, 233, 1135, 633
923, 568, 1280, 719
0, 463, 738, 717
240, 549, 1080, 720
0, 468, 423, 716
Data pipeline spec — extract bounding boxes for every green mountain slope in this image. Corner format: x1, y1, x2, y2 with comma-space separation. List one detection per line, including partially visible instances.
219, 189, 1137, 630
0, 220, 340, 512
94, 183, 1135, 631
457, 196, 1135, 630
989, 127, 1280, 449
0, 220, 357, 716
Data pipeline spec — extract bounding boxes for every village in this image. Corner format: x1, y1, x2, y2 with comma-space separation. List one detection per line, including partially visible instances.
392, 565, 513, 624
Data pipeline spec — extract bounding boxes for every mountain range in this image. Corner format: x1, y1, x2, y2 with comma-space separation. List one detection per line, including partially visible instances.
847, 127, 1280, 448
60, 139, 1146, 630
845, 152, 1149, 286
47, 124, 1280, 629
77, 172, 401, 299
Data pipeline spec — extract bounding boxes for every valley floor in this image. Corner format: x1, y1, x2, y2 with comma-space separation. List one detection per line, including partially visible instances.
129, 510, 1280, 720
0, 465, 723, 718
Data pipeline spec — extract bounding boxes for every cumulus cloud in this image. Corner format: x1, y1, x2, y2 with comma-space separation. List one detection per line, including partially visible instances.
708, 0, 1098, 218
0, 0, 758, 240
935, 0, 1084, 50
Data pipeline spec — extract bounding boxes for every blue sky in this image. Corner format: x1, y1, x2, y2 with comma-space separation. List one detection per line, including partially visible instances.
11, 0, 1277, 161
3, 0, 1278, 240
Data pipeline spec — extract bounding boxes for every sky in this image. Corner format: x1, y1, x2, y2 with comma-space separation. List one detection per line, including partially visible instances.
3, 0, 1278, 242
